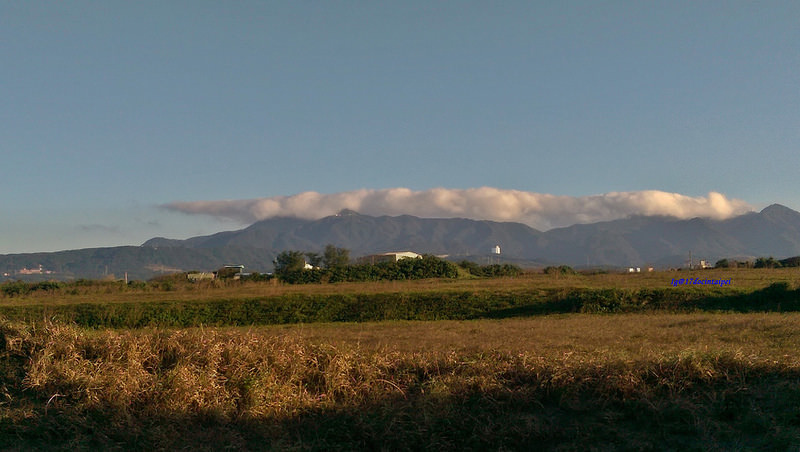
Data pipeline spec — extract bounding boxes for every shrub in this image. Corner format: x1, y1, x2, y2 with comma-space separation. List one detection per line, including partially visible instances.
458, 261, 522, 277
543, 265, 576, 275
32, 281, 61, 292
1, 281, 30, 297
714, 259, 730, 269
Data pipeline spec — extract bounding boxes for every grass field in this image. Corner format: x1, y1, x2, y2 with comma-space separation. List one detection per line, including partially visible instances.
2, 269, 799, 329
2, 267, 796, 306
1, 269, 800, 450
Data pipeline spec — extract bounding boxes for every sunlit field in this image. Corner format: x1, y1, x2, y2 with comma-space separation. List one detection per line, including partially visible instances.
2, 269, 800, 450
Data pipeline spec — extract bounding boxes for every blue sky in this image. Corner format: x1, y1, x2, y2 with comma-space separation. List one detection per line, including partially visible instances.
2, 1, 799, 253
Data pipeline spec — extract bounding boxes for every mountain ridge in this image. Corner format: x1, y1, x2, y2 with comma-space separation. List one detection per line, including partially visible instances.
4, 205, 800, 280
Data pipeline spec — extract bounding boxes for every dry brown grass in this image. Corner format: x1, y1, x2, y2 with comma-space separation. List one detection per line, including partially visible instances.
2, 314, 800, 449
2, 268, 799, 450
262, 313, 800, 359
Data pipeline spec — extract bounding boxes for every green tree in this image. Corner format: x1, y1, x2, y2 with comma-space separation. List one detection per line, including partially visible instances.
714, 258, 730, 269
273, 251, 307, 274
323, 245, 350, 269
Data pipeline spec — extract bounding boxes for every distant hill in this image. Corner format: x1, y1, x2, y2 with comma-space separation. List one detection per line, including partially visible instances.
144, 211, 544, 257
535, 204, 800, 267
0, 246, 278, 281
3, 205, 800, 280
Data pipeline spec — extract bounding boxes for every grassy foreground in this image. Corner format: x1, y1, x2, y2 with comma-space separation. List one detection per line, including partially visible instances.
2, 314, 800, 450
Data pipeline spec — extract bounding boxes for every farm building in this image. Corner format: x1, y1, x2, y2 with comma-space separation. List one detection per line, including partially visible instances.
187, 272, 216, 282
187, 265, 249, 282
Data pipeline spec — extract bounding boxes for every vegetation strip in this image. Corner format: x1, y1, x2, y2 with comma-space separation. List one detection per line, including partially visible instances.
1, 283, 798, 328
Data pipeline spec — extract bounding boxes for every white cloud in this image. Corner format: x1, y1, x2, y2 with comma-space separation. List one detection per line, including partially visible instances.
162, 188, 754, 230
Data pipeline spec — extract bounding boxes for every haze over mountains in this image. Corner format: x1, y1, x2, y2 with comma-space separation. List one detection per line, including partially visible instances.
2, 205, 800, 281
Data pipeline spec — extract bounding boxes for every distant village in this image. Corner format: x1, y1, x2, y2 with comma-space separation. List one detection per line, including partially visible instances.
0, 250, 728, 283
2, 264, 56, 278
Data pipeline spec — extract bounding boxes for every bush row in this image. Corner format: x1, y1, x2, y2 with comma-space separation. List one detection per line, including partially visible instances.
0, 278, 183, 298
2, 283, 798, 329
1, 280, 62, 297
457, 261, 523, 277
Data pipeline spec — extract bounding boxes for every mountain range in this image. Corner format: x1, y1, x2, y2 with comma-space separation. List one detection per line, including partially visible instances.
2, 204, 800, 281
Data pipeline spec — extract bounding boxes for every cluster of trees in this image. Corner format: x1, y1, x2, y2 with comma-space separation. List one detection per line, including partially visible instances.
714, 256, 800, 269
273, 245, 350, 275
713, 259, 752, 269
273, 246, 458, 284
1, 280, 62, 297
755, 257, 784, 269
273, 246, 523, 284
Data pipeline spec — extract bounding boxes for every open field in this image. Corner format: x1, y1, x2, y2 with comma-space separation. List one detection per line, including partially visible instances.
2, 314, 800, 450
0, 269, 798, 329
2, 268, 797, 307
2, 269, 800, 450
251, 312, 800, 357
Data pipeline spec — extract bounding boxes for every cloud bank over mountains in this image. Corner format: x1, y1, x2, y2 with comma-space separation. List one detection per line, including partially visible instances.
163, 188, 753, 231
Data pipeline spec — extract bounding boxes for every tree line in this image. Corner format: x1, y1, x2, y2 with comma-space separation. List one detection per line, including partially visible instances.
714, 256, 800, 269
273, 245, 521, 284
